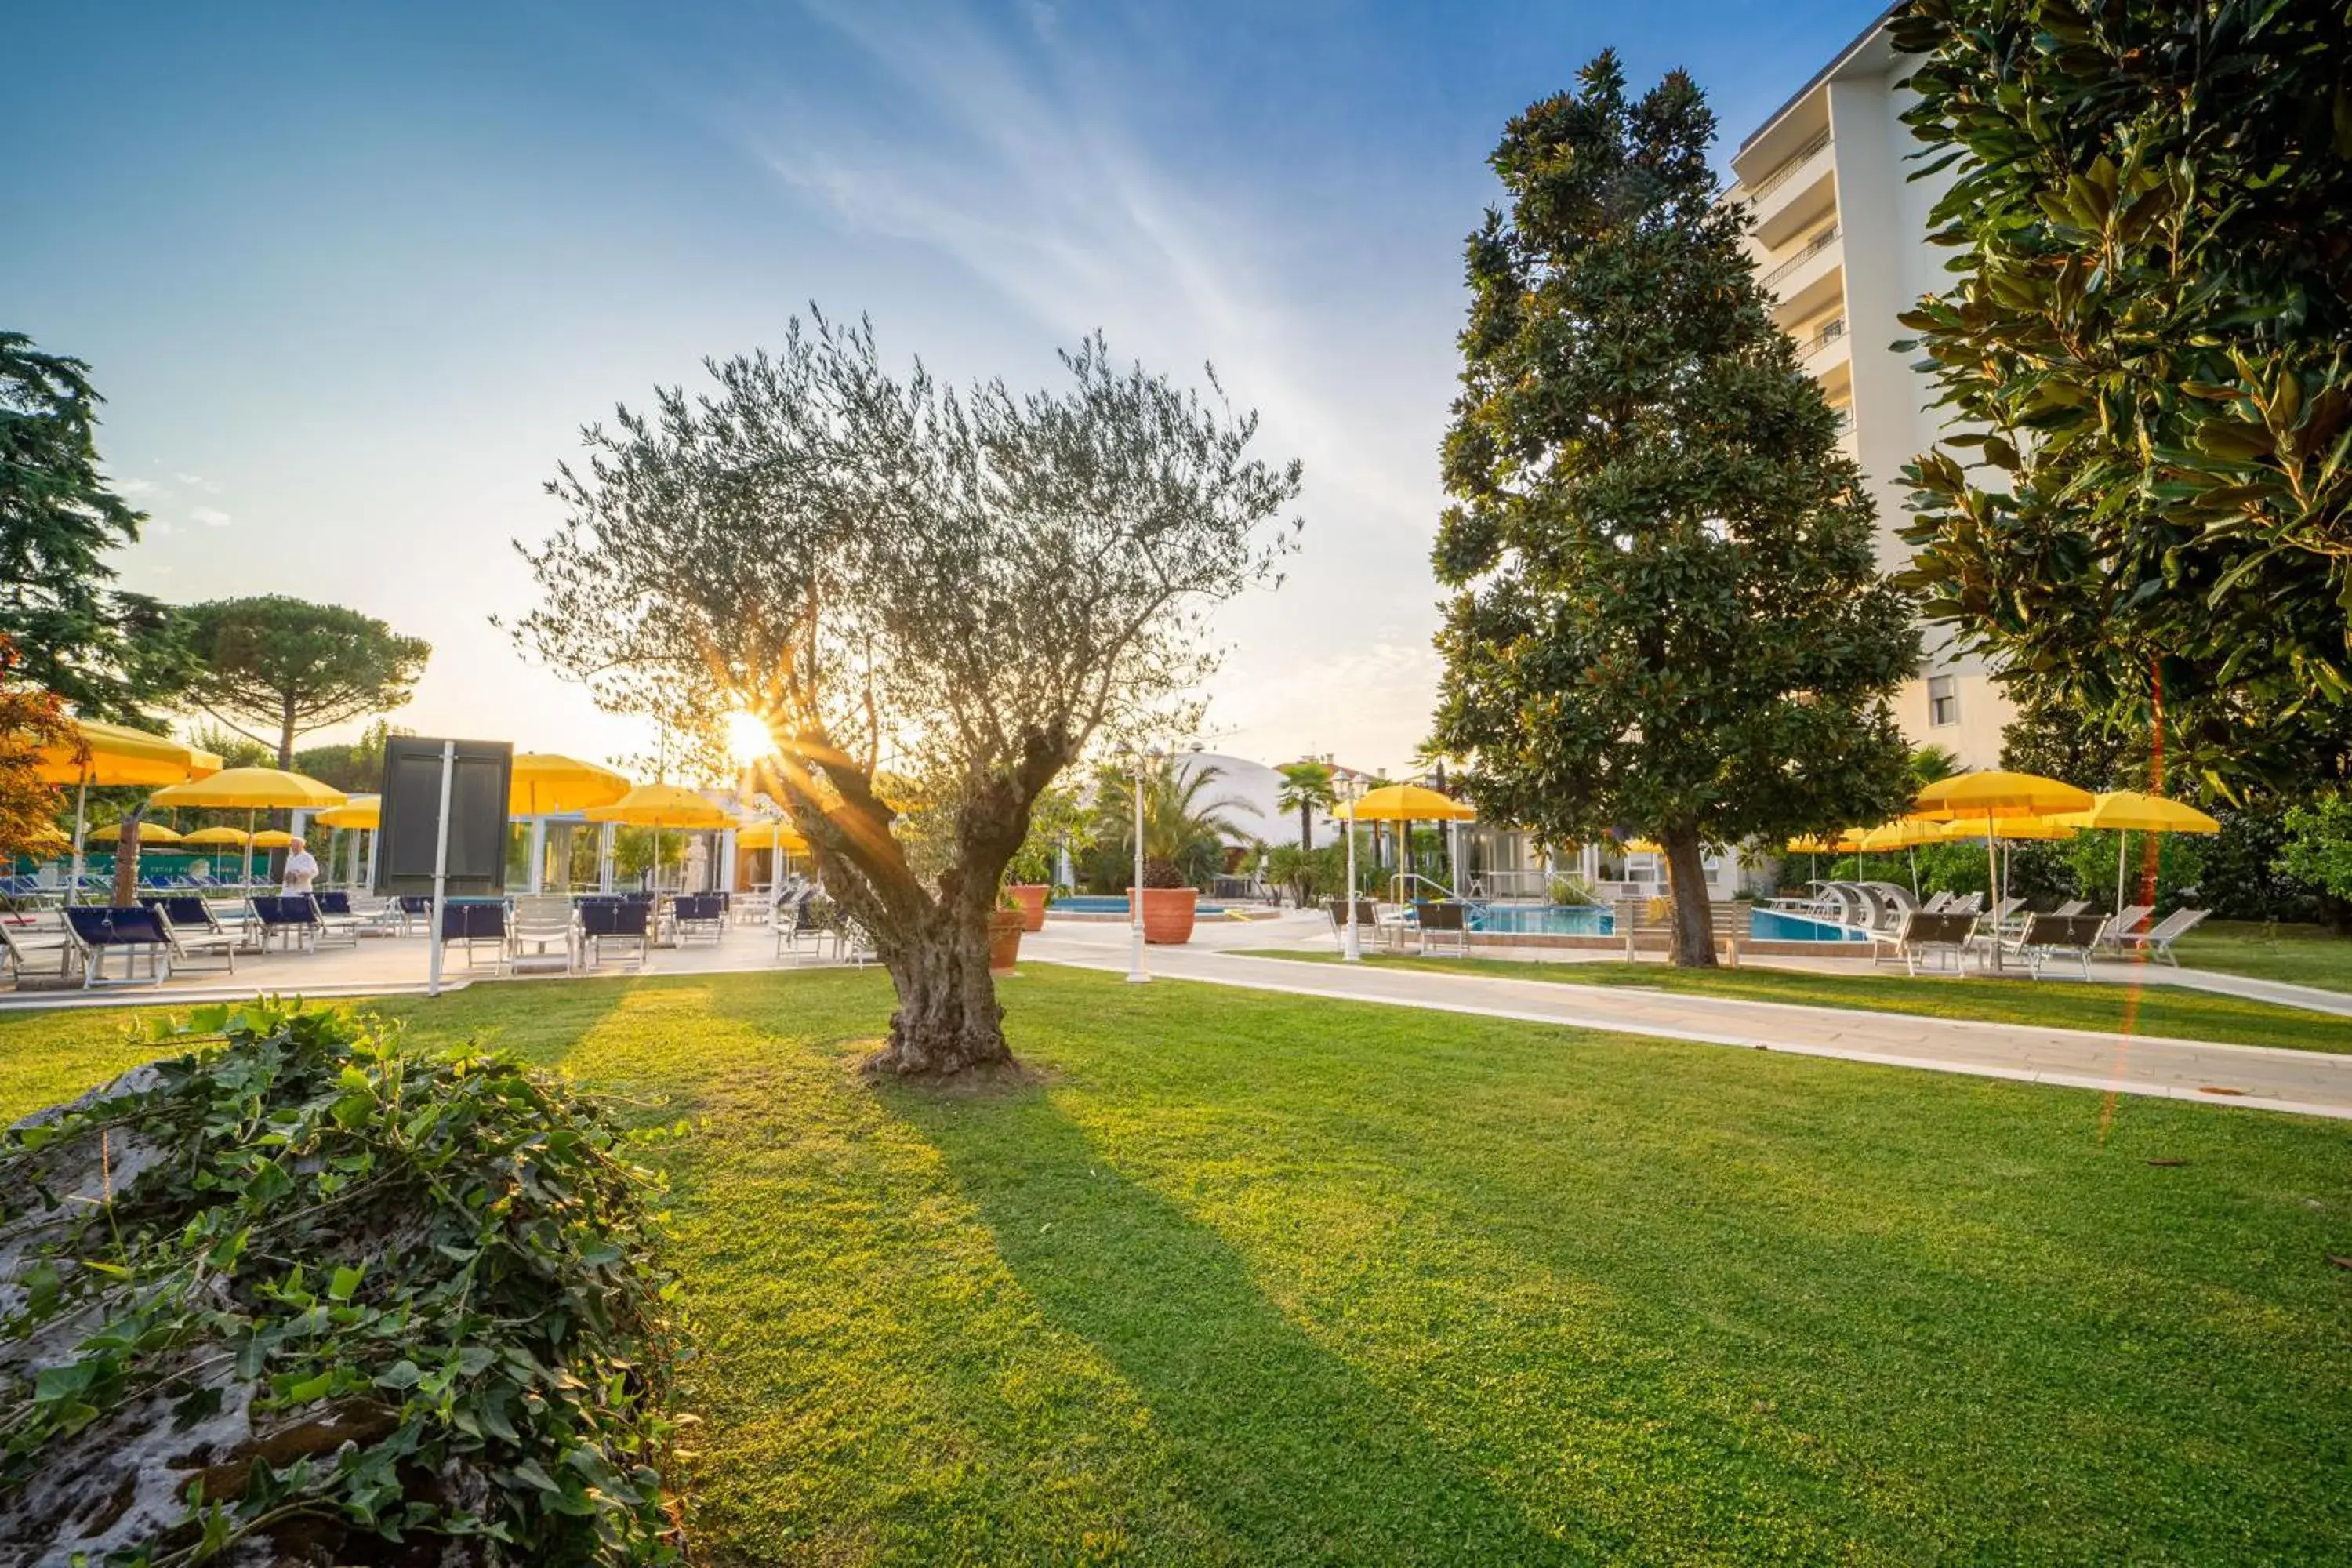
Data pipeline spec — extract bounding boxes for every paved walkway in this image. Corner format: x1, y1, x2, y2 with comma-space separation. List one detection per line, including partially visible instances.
1025, 915, 2352, 1120
8, 909, 2348, 1119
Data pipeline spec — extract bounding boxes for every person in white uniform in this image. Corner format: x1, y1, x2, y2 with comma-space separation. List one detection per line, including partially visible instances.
282, 836, 321, 896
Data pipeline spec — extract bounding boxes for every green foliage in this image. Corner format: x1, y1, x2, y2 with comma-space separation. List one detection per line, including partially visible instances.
1091, 757, 1251, 888
2061, 828, 2208, 916
1006, 784, 1088, 887
1997, 694, 2148, 793
1431, 54, 1918, 883
2196, 805, 2334, 924
180, 596, 430, 768
1273, 761, 1337, 850
1893, 1, 2352, 796
292, 717, 405, 793
2279, 795, 2352, 907
1545, 872, 1597, 906
0, 1000, 681, 1564
1907, 746, 1963, 788
0, 332, 194, 722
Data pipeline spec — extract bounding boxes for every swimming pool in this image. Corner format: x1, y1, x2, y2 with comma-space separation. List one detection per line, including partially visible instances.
1051, 894, 1232, 916
1467, 903, 1865, 943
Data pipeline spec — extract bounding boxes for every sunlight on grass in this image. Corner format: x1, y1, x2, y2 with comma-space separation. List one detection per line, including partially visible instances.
2, 969, 2347, 1563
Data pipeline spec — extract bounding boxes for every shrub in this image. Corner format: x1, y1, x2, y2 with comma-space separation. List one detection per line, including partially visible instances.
0, 1000, 684, 1566
2278, 796, 2352, 928
1545, 873, 1597, 906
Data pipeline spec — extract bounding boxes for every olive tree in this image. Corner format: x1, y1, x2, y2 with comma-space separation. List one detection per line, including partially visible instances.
513, 317, 1300, 1076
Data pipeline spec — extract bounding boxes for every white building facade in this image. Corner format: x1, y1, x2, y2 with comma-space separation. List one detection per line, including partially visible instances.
1726, 10, 2014, 768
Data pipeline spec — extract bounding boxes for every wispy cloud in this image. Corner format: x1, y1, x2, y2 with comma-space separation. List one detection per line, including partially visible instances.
191, 506, 232, 527
740, 0, 1414, 520
174, 472, 222, 493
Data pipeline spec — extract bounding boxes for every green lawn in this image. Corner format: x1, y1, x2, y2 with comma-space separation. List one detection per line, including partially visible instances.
1230, 948, 2352, 1052
5, 969, 2351, 1564
2173, 920, 2352, 996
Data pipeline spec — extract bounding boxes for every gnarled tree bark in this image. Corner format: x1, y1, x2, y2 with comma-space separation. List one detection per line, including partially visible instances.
1660, 827, 1718, 968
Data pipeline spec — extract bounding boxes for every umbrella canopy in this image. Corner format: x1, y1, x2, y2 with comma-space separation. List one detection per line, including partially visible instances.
2049, 790, 2221, 836
732, 818, 810, 851
147, 767, 348, 811
177, 826, 252, 847
1859, 819, 1947, 851
1935, 816, 2079, 843
33, 719, 223, 788
1332, 784, 1476, 822
249, 829, 298, 849
87, 822, 184, 844
510, 753, 632, 817
1909, 770, 2094, 822
314, 795, 381, 830
583, 783, 733, 829
20, 822, 71, 854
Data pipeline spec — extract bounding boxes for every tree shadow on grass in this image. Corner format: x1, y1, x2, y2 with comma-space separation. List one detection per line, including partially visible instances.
884, 1083, 1592, 1566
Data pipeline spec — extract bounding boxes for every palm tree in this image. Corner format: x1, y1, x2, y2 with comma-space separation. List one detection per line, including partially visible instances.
1909, 745, 1963, 789
1096, 757, 1254, 887
1274, 760, 1337, 851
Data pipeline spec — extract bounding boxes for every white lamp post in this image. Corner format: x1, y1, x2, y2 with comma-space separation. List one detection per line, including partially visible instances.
1342, 775, 1363, 963
1127, 746, 1155, 983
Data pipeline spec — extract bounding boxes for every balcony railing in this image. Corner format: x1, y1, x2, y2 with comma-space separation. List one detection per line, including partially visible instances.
1744, 129, 1831, 204
1800, 316, 1847, 358
1761, 223, 1840, 294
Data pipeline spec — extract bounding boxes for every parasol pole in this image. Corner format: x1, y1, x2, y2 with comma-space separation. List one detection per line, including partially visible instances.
68, 777, 89, 906
2114, 829, 2128, 935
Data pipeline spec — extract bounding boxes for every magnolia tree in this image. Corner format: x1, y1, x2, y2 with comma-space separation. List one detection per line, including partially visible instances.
514, 318, 1300, 1076
1431, 55, 1918, 965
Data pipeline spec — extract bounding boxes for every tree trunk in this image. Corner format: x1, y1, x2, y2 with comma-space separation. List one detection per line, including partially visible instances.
278, 702, 296, 771
1299, 804, 1312, 852
110, 808, 146, 906
869, 904, 1016, 1076
1660, 827, 1718, 968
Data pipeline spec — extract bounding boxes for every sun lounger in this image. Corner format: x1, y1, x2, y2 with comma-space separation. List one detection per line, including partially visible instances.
506, 895, 578, 974
142, 897, 238, 973
1875, 909, 1980, 975
1, 915, 73, 985
437, 901, 507, 967
1412, 899, 1471, 956
2049, 899, 2088, 918
672, 892, 727, 945
2003, 913, 2109, 980
580, 898, 652, 970
2096, 904, 2153, 949
63, 906, 175, 987
2114, 907, 2209, 967
246, 894, 327, 953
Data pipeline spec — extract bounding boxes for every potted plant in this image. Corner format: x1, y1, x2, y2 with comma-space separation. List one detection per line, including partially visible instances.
988, 890, 1025, 975
1102, 756, 1251, 945
1005, 881, 1051, 931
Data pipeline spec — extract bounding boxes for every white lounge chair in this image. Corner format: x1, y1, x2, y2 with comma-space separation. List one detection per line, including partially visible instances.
2115, 907, 2209, 967
2097, 904, 2154, 949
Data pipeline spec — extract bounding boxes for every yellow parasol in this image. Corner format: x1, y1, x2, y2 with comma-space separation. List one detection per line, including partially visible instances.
249, 829, 297, 850
1333, 784, 1475, 898
33, 718, 223, 899
147, 768, 348, 890
314, 795, 380, 830
177, 826, 252, 848
732, 818, 809, 851
510, 753, 632, 817
1909, 771, 2095, 967
2048, 790, 2220, 927
584, 783, 732, 893
87, 822, 185, 845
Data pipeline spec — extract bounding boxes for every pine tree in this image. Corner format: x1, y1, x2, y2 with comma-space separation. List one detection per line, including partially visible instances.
1431, 53, 1918, 965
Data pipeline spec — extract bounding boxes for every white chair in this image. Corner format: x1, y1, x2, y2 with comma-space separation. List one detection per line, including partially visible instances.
506, 895, 579, 975
2115, 907, 2209, 967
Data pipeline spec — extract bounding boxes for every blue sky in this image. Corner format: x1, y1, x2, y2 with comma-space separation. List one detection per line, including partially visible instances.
13, 0, 1882, 775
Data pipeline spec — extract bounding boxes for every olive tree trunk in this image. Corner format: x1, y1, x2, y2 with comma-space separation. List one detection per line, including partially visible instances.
1661, 828, 1719, 968
870, 903, 1011, 1076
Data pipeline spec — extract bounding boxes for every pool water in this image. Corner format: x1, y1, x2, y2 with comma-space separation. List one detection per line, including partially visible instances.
1051, 894, 1232, 916
1468, 903, 1864, 943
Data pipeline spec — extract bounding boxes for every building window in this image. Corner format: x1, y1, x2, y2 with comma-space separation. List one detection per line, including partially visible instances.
1928, 674, 1958, 728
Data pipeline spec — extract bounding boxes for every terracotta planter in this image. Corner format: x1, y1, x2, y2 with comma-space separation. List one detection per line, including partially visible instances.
1130, 886, 1200, 945
1007, 883, 1051, 932
987, 909, 1025, 975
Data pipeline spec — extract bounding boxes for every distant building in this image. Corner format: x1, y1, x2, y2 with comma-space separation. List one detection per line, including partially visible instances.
1725, 7, 2014, 768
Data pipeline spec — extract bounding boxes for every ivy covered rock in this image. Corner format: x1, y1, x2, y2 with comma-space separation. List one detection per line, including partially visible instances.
0, 1002, 684, 1566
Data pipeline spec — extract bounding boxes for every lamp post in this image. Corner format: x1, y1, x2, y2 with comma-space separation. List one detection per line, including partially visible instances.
1341, 774, 1362, 963
1127, 746, 1154, 984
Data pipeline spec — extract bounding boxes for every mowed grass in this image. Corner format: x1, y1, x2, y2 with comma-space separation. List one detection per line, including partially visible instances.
1230, 948, 2352, 1052
5, 968, 2351, 1564
2174, 920, 2352, 997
